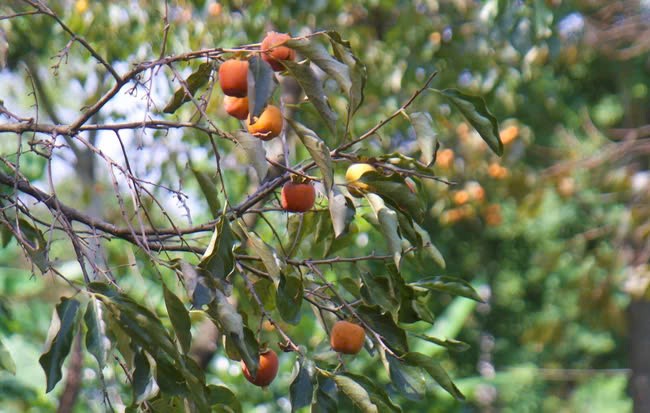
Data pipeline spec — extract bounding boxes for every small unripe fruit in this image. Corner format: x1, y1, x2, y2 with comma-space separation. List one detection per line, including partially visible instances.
223, 96, 249, 120
345, 163, 376, 197
247, 105, 283, 140
241, 349, 279, 387
261, 32, 296, 71
331, 320, 365, 355
281, 182, 316, 212
219, 59, 249, 97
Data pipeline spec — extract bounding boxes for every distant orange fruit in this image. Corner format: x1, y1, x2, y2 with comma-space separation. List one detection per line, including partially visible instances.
453, 190, 469, 206
330, 320, 365, 355
261, 32, 296, 71
500, 125, 519, 145
281, 182, 316, 212
223, 96, 249, 120
437, 149, 455, 169
247, 105, 283, 140
219, 59, 248, 97
241, 349, 279, 387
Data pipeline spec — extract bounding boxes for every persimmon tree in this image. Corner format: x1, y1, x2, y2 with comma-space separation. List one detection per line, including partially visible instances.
0, 1, 505, 411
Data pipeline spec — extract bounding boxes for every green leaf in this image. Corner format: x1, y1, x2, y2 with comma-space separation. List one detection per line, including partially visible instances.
154, 357, 189, 397
0, 336, 15, 375
326, 31, 367, 115
413, 222, 446, 269
357, 305, 408, 355
337, 373, 402, 412
287, 119, 333, 193
191, 166, 222, 219
208, 384, 242, 412
332, 375, 378, 413
276, 272, 303, 325
360, 272, 399, 314
409, 276, 483, 302
133, 349, 159, 404
13, 218, 48, 273
388, 355, 426, 400
199, 216, 236, 282
287, 212, 318, 256
366, 194, 402, 270
359, 172, 425, 223
233, 131, 269, 181
410, 333, 470, 352
244, 230, 283, 278
289, 359, 314, 412
223, 325, 259, 376
163, 62, 212, 114
285, 37, 351, 101
312, 376, 338, 413
402, 352, 465, 400
247, 55, 276, 119
39, 297, 81, 392
163, 284, 192, 354
253, 278, 276, 311
410, 112, 437, 166
84, 298, 108, 369
328, 187, 355, 238
0, 223, 13, 248
437, 88, 502, 156
178, 261, 216, 308
282, 60, 338, 134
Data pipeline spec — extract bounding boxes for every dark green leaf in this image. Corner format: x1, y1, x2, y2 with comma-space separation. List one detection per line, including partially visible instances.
312, 376, 338, 413
247, 55, 276, 119
413, 222, 446, 269
359, 172, 425, 223
287, 119, 333, 193
0, 223, 13, 248
360, 272, 399, 314
198, 216, 236, 282
208, 384, 242, 412
387, 355, 426, 400
14, 218, 48, 273
163, 62, 212, 113
191, 166, 222, 219
410, 298, 436, 324
290, 359, 314, 412
402, 352, 465, 400
233, 131, 269, 181
410, 112, 437, 166
39, 297, 81, 392
163, 284, 192, 354
0, 336, 15, 375
357, 305, 408, 355
154, 357, 189, 397
223, 325, 259, 376
282, 60, 338, 134
409, 276, 483, 302
253, 278, 276, 311
437, 88, 502, 156
277, 272, 303, 325
84, 298, 108, 369
133, 349, 159, 404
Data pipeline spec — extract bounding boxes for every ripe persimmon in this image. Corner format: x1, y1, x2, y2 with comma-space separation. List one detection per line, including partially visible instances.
241, 349, 279, 387
219, 59, 249, 97
345, 163, 376, 197
281, 182, 316, 212
224, 96, 249, 120
330, 320, 365, 355
261, 32, 296, 71
247, 105, 283, 140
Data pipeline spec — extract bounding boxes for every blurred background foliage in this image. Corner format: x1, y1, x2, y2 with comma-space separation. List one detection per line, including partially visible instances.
1, 0, 649, 412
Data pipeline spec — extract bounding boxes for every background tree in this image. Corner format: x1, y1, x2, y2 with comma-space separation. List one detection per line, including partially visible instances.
1, 1, 649, 412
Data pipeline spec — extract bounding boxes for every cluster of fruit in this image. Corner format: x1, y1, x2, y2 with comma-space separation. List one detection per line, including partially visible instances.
242, 320, 366, 387
218, 32, 369, 388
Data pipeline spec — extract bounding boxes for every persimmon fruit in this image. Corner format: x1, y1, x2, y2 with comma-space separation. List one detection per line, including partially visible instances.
247, 105, 283, 140
223, 96, 249, 120
261, 32, 296, 71
219, 59, 249, 97
345, 163, 376, 196
281, 182, 315, 212
241, 349, 279, 387
330, 320, 365, 355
